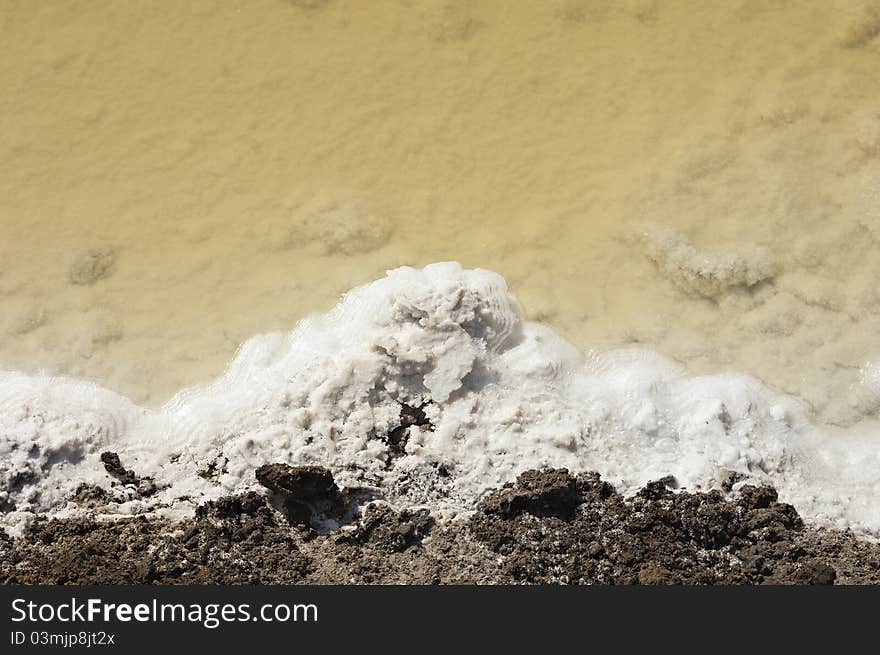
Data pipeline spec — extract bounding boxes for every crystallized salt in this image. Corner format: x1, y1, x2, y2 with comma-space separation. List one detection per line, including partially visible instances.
1, 263, 878, 537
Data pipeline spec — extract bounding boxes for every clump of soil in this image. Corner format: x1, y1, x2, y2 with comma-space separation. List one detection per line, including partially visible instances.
255, 463, 346, 528
2, 469, 879, 585
478, 468, 583, 519
100, 451, 158, 497
382, 402, 434, 461
68, 484, 110, 509
197, 456, 228, 482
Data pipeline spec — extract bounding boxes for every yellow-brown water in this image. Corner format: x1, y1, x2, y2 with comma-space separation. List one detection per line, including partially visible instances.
1, 0, 879, 426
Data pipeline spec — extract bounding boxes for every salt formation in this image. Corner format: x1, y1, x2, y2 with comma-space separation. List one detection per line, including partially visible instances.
262, 193, 393, 256
67, 248, 117, 286
1, 264, 879, 537
840, 2, 880, 49
639, 226, 776, 298
0, 372, 143, 519
856, 361, 880, 415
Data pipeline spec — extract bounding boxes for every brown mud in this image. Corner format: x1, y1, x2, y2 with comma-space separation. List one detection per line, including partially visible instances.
2, 468, 879, 585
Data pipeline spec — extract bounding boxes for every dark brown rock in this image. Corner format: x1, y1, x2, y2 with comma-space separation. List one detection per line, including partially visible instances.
255, 464, 337, 498
100, 451, 138, 486
99, 451, 158, 497
255, 464, 345, 528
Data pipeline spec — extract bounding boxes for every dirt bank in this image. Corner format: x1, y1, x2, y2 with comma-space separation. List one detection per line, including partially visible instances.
2, 468, 878, 585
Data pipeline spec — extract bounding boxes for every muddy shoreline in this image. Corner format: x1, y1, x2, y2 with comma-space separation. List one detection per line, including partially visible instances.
2, 468, 878, 585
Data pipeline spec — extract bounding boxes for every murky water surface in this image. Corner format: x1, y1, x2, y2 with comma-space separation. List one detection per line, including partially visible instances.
2, 1, 880, 425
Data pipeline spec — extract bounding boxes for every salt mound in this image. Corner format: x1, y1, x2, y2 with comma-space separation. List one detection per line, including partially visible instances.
639, 226, 776, 298
0, 372, 143, 520
267, 194, 393, 256
1, 263, 878, 537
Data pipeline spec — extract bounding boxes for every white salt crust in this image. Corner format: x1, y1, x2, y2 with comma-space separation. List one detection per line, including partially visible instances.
1, 263, 878, 537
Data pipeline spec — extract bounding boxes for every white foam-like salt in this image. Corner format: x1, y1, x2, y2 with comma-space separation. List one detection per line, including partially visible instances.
1, 263, 879, 537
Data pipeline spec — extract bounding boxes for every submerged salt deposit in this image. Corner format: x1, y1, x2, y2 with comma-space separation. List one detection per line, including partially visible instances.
1, 264, 878, 538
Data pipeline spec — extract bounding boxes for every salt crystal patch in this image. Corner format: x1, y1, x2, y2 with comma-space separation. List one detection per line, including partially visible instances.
0, 263, 878, 538
638, 225, 776, 298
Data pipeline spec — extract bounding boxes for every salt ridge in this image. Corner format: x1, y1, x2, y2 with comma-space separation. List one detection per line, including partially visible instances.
1, 263, 878, 537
